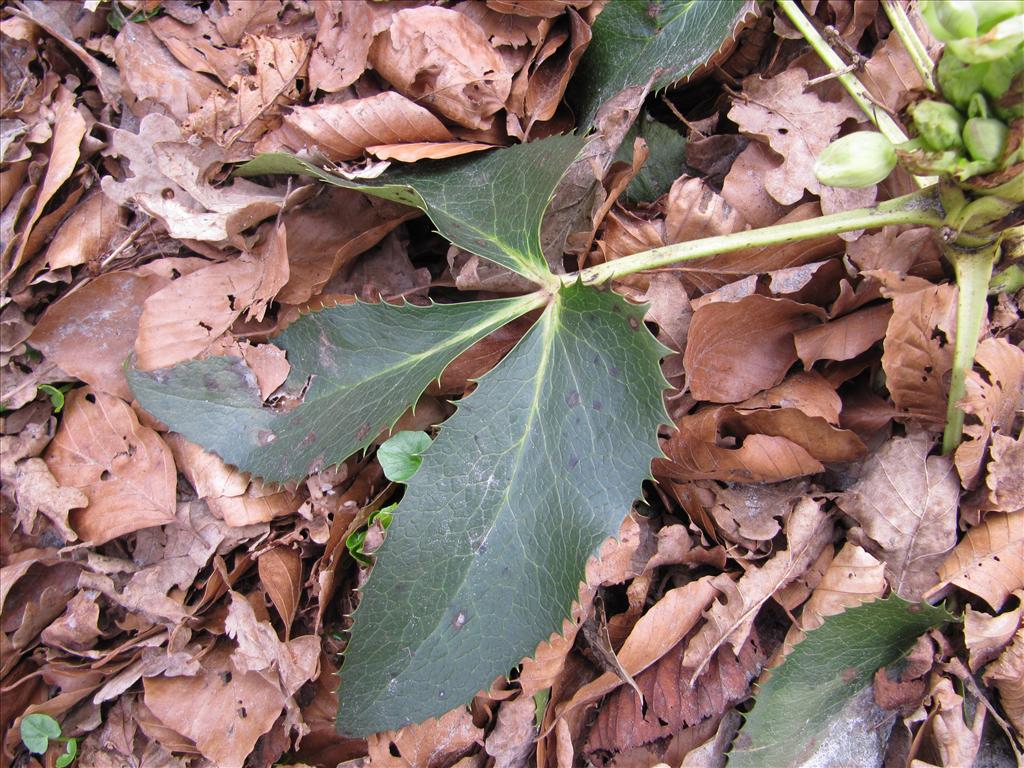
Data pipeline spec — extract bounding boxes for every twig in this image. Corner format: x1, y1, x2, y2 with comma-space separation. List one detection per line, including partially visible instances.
881, 0, 937, 92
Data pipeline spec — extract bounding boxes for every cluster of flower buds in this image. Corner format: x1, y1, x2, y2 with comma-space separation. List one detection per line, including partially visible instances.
815, 0, 1023, 191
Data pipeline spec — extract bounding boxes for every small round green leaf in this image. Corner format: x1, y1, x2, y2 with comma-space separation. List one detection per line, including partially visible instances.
378, 431, 433, 483
21, 713, 61, 754
55, 738, 78, 768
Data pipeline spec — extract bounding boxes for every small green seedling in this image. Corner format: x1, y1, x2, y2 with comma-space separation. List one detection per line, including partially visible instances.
20, 713, 78, 767
38, 383, 72, 413
377, 431, 433, 483
345, 504, 397, 567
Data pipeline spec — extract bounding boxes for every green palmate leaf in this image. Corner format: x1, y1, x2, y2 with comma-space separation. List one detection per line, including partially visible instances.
238, 135, 587, 284
572, 0, 753, 130
728, 596, 956, 768
336, 282, 669, 736
129, 295, 540, 483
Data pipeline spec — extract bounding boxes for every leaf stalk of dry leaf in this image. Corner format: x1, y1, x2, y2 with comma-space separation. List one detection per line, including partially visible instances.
567, 186, 945, 285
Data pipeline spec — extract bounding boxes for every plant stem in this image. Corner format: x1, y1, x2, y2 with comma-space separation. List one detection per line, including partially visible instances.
565, 187, 945, 285
941, 241, 998, 454
777, 0, 908, 145
881, 0, 937, 93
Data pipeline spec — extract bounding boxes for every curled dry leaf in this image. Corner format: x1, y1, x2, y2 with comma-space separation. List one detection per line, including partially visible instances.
143, 644, 286, 768
367, 142, 496, 162
265, 92, 455, 162
727, 68, 863, 206
929, 510, 1023, 612
910, 676, 984, 768
684, 294, 826, 403
45, 389, 176, 544
484, 695, 536, 768
682, 498, 833, 681
782, 543, 886, 655
954, 338, 1024, 489
838, 430, 958, 601
879, 276, 958, 428
369, 7, 513, 130
963, 595, 1022, 673
983, 628, 1024, 734
134, 222, 289, 371
793, 303, 892, 368
31, 271, 169, 401
258, 546, 303, 638
44, 189, 125, 270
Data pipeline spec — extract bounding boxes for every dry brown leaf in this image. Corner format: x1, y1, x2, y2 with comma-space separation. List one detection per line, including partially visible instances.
682, 498, 833, 680
986, 433, 1024, 513
930, 510, 1023, 612
307, 0, 376, 93
720, 141, 791, 228
782, 543, 886, 654
846, 227, 944, 280
45, 388, 176, 544
963, 595, 1022, 673
266, 92, 455, 162
954, 338, 1024, 489
369, 7, 513, 130
684, 294, 825, 403
728, 68, 863, 205
134, 222, 289, 370
101, 113, 285, 244
880, 277, 958, 428
143, 644, 286, 768
39, 590, 102, 651
838, 430, 958, 600
983, 627, 1024, 734
240, 342, 290, 402
910, 676, 984, 768
43, 189, 125, 269
258, 546, 302, 638
30, 271, 169, 401
368, 142, 496, 162
484, 695, 536, 768
521, 8, 590, 131
114, 21, 228, 121
585, 631, 762, 756
555, 578, 719, 725
793, 303, 892, 368
487, 1, 592, 18
368, 705, 484, 768
861, 13, 940, 114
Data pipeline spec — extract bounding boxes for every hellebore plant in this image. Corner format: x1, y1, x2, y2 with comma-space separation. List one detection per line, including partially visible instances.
129, 0, 1022, 737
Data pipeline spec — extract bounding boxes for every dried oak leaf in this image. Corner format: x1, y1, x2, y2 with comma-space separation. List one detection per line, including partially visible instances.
367, 705, 484, 768
953, 338, 1024, 489
986, 433, 1024, 513
682, 498, 833, 680
143, 643, 286, 768
262, 92, 454, 162
684, 294, 826, 403
368, 6, 513, 130
878, 275, 958, 428
838, 430, 958, 601
101, 113, 285, 245
929, 510, 1023, 612
31, 271, 169, 401
983, 627, 1024, 734
728, 68, 863, 206
134, 221, 289, 371
963, 594, 1022, 673
45, 388, 176, 544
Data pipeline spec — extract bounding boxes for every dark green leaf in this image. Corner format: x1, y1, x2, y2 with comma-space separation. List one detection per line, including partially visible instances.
378, 431, 433, 483
728, 596, 956, 768
613, 113, 687, 203
572, 0, 752, 130
129, 296, 540, 483
238, 135, 587, 283
21, 713, 61, 754
336, 282, 669, 735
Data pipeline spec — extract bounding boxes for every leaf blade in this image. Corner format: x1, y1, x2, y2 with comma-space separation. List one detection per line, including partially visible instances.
239, 134, 587, 282
129, 295, 540, 483
571, 0, 754, 130
336, 282, 669, 736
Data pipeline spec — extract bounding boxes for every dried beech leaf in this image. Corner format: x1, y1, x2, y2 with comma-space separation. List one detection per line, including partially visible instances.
793, 303, 892, 368
258, 546, 303, 637
367, 706, 484, 768
45, 389, 176, 545
986, 433, 1024, 513
683, 498, 833, 680
931, 510, 1023, 612
983, 628, 1024, 734
838, 431, 957, 601
963, 596, 1022, 673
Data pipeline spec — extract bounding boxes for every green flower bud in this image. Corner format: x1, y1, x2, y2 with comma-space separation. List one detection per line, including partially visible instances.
815, 132, 897, 188
963, 117, 1009, 161
911, 100, 967, 151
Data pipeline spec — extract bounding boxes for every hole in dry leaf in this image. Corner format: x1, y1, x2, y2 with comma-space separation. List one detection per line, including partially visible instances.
100, 470, 111, 481
930, 327, 949, 347
85, 393, 96, 403
389, 743, 401, 758
161, 188, 174, 200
